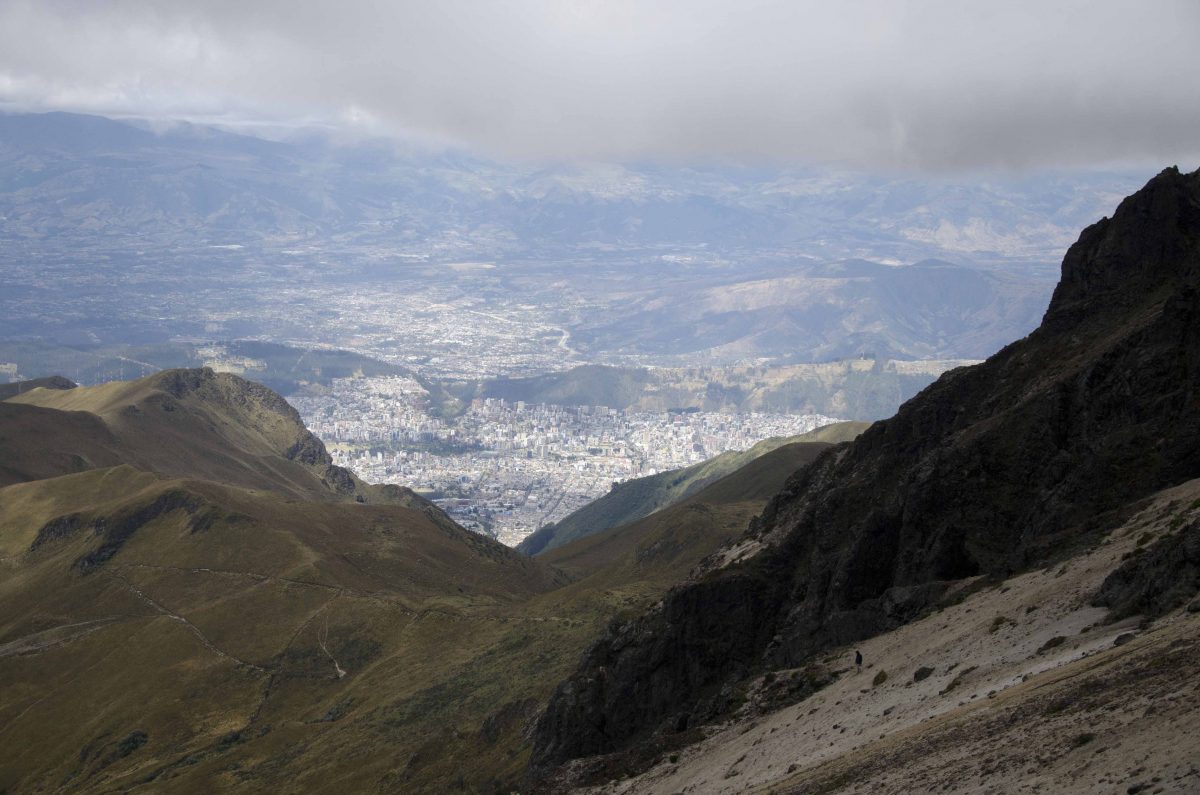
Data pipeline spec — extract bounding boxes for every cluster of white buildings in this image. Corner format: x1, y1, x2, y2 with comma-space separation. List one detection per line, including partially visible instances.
295, 375, 837, 546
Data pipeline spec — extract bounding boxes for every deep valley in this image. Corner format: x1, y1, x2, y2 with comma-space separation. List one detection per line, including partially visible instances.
2, 165, 1199, 793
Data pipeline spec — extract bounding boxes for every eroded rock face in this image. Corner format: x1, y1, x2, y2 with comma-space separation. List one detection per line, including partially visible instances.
535, 569, 787, 767
531, 167, 1200, 773
1095, 518, 1200, 619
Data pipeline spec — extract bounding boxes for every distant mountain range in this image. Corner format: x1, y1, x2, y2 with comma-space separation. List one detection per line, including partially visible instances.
0, 338, 423, 399
569, 257, 1049, 361
1, 338, 963, 422
0, 111, 1155, 370
0, 111, 1145, 263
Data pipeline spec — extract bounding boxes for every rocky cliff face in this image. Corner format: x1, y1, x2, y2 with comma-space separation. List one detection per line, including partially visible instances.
531, 167, 1200, 773
167, 368, 382, 496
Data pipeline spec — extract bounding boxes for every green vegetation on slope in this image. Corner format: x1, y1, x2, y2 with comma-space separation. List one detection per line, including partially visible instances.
542, 440, 838, 588
0, 467, 570, 793
1, 367, 845, 793
519, 420, 868, 556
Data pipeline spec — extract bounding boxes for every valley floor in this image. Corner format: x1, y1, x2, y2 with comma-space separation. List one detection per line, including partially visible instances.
583, 479, 1200, 795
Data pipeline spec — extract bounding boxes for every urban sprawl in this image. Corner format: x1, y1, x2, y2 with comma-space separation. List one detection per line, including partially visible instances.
294, 376, 837, 546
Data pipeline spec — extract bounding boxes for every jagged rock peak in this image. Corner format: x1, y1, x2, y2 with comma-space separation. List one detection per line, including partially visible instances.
1046, 165, 1200, 328
147, 366, 220, 396
145, 368, 348, 485
149, 367, 302, 421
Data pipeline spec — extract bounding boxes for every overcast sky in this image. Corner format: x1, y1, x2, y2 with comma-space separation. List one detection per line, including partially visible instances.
0, 0, 1197, 170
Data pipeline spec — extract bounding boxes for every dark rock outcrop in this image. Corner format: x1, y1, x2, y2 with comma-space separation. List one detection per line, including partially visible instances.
531, 167, 1200, 773
1095, 518, 1200, 619
148, 368, 384, 502
73, 489, 207, 573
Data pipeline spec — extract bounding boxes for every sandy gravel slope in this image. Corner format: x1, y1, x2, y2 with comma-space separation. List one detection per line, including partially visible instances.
584, 479, 1200, 795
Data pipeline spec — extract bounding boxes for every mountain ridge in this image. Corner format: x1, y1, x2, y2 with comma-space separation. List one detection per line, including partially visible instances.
530, 165, 1200, 778
0, 375, 76, 400
538, 440, 841, 589
5, 367, 420, 506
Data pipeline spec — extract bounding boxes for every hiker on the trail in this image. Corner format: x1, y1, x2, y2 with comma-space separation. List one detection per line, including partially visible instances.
855, 650, 863, 670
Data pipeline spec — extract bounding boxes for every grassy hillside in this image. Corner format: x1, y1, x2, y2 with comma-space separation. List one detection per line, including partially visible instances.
0, 401, 125, 487
7, 368, 402, 503
0, 370, 583, 793
0, 463, 580, 792
520, 420, 868, 555
542, 440, 837, 589
2, 367, 840, 793
0, 376, 76, 401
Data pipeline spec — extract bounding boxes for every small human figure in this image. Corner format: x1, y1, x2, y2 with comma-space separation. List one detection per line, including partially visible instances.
855, 650, 863, 670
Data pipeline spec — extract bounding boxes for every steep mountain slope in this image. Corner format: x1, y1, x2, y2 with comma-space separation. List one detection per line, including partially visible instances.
520, 422, 867, 556
0, 368, 587, 793
541, 440, 838, 588
574, 480, 1200, 794
531, 166, 1200, 779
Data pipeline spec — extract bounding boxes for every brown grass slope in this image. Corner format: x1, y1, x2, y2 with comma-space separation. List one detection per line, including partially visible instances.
0, 368, 601, 793
3, 363, 829, 792
6, 367, 423, 505
0, 463, 567, 794
0, 401, 126, 487
0, 375, 75, 401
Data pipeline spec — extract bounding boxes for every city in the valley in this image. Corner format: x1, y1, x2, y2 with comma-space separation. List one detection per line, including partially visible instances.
294, 375, 837, 545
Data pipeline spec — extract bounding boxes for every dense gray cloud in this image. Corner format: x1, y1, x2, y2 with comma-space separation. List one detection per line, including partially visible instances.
0, 0, 1197, 169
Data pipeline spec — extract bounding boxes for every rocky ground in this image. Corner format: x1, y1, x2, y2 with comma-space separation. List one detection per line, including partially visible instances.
580, 479, 1200, 795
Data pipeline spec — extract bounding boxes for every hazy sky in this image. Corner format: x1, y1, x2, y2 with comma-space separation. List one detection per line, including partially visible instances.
1, 0, 1197, 169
